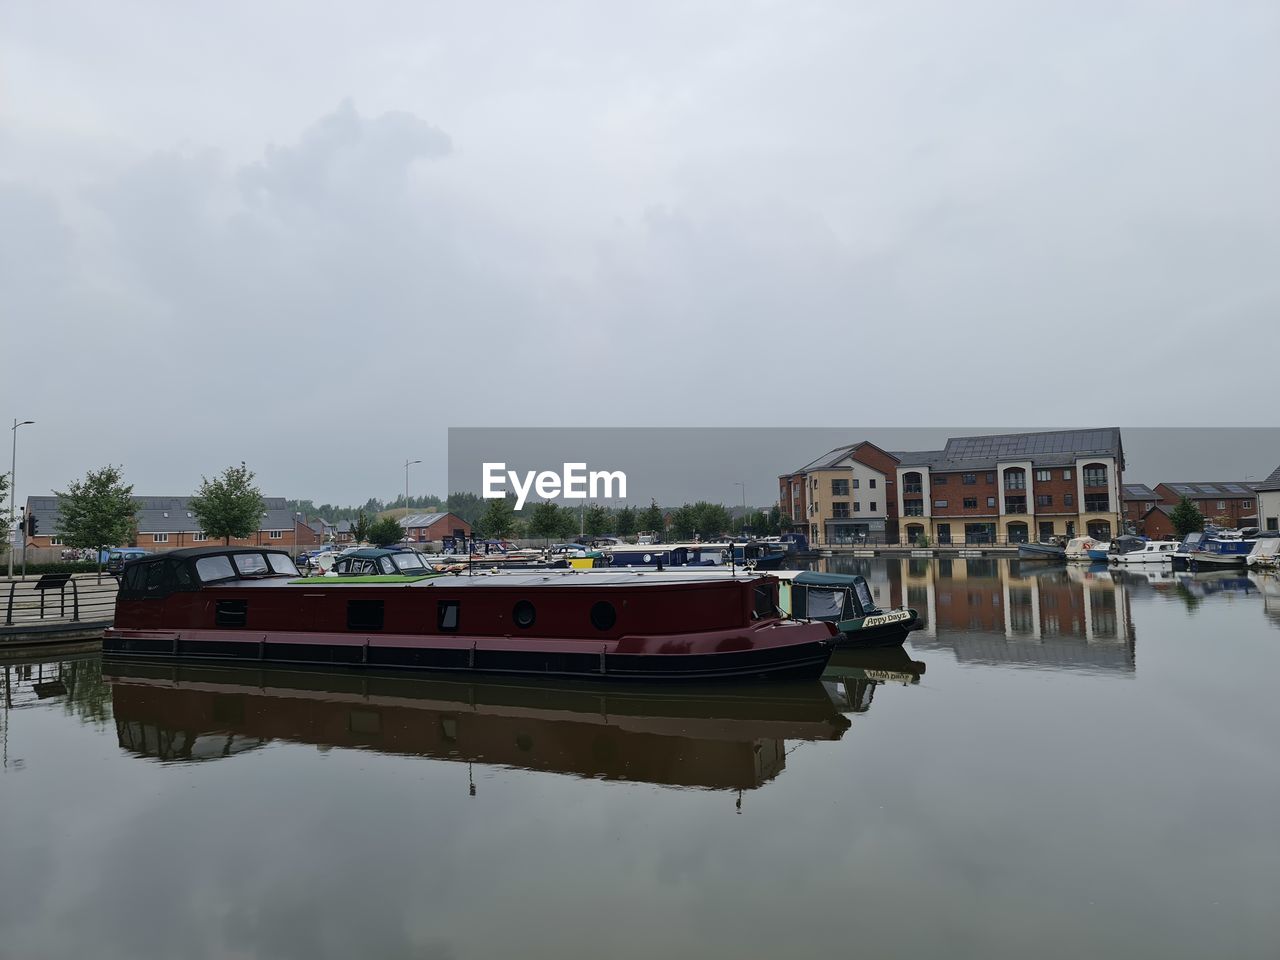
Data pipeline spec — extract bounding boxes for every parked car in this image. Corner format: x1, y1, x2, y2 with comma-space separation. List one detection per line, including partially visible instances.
105, 547, 150, 576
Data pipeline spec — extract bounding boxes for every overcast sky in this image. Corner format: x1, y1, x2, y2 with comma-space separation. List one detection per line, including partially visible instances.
3, 1, 1278, 507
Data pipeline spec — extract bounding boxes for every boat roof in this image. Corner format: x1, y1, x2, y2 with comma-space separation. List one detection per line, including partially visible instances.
792, 571, 868, 588
146, 546, 295, 560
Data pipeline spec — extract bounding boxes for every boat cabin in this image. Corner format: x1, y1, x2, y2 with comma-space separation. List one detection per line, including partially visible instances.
117, 547, 300, 600
330, 548, 436, 577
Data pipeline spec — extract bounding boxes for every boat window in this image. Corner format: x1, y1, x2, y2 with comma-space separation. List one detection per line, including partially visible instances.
215, 599, 248, 628
752, 584, 776, 619
438, 600, 460, 632
590, 601, 617, 631
169, 559, 196, 590
121, 563, 147, 595
808, 588, 844, 619
196, 555, 237, 582
145, 562, 171, 596
347, 599, 384, 631
854, 579, 876, 613
513, 600, 536, 628
266, 553, 300, 576
378, 557, 396, 574
233, 553, 270, 577
393, 553, 426, 572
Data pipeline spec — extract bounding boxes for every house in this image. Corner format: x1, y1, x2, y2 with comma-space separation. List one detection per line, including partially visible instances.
1255, 465, 1280, 532
24, 495, 313, 551
1153, 482, 1260, 528
1138, 503, 1177, 540
400, 512, 472, 543
780, 441, 900, 546
1122, 484, 1160, 533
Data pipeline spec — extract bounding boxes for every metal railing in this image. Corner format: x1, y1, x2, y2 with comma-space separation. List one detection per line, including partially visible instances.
4, 574, 118, 627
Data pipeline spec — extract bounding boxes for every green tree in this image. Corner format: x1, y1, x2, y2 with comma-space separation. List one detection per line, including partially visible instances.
556, 508, 582, 540
529, 501, 562, 542
350, 510, 371, 544
640, 499, 665, 536
53, 465, 136, 576
368, 515, 405, 547
615, 506, 637, 538
584, 504, 612, 536
1170, 496, 1204, 537
0, 472, 8, 558
189, 464, 266, 545
447, 492, 485, 527
478, 496, 516, 539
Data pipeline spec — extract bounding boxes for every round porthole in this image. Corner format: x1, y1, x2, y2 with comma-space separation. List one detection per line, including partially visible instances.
590, 601, 617, 631
643, 554, 651, 562
513, 600, 536, 629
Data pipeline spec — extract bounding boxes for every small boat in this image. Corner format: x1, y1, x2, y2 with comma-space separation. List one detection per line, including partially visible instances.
1106, 535, 1149, 562
1112, 539, 1181, 564
1246, 533, 1280, 570
780, 571, 919, 648
1086, 541, 1112, 561
1018, 542, 1067, 561
1064, 536, 1099, 561
1169, 531, 1206, 571
604, 542, 733, 568
103, 547, 837, 682
1188, 537, 1257, 571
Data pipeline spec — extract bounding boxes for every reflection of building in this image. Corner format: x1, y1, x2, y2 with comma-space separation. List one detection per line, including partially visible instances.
106, 664, 850, 792
887, 558, 1136, 673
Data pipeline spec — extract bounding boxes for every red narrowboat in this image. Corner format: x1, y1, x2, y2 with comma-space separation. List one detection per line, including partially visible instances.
103, 547, 837, 682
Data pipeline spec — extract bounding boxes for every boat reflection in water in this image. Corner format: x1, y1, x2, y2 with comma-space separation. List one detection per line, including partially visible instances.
823, 646, 926, 713
104, 661, 857, 792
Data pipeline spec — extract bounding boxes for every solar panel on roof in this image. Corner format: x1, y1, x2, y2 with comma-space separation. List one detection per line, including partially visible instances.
1223, 484, 1249, 494
1195, 485, 1218, 495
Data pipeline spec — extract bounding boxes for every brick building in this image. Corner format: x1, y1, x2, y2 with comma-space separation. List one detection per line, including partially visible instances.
780, 442, 900, 546
401, 512, 472, 543
24, 495, 317, 552
1152, 482, 1259, 528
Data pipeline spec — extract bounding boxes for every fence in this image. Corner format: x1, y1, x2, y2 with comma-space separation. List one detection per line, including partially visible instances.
4, 574, 119, 627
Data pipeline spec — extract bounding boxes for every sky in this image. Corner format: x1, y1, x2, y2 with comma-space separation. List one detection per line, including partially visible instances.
3, 0, 1278, 508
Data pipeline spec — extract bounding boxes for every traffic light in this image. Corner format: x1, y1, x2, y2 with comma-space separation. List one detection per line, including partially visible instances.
25, 514, 37, 536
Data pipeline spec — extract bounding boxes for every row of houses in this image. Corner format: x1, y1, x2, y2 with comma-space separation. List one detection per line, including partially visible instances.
780, 429, 1280, 547
21, 496, 472, 552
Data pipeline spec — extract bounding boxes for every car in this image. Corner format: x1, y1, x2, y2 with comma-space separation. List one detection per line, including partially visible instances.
105, 547, 150, 576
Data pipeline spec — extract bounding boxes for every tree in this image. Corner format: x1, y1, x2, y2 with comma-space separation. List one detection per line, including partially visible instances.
615, 506, 637, 538
584, 504, 612, 537
640, 499, 665, 536
1170, 496, 1204, 537
0, 472, 8, 558
189, 463, 266, 545
351, 510, 371, 544
529, 501, 562, 542
53, 465, 136, 576
446, 492, 485, 527
478, 495, 516, 539
368, 515, 405, 547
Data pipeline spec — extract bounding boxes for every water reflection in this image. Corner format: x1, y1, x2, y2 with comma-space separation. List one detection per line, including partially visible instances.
103, 661, 857, 792
805, 557, 1137, 673
823, 646, 926, 713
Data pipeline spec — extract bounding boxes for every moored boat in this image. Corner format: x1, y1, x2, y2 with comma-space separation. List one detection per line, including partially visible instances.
1106, 535, 1148, 562
1246, 533, 1280, 570
1112, 539, 1180, 564
780, 571, 919, 647
1018, 542, 1067, 561
103, 547, 837, 682
1086, 541, 1112, 561
1064, 536, 1099, 561
1189, 536, 1257, 571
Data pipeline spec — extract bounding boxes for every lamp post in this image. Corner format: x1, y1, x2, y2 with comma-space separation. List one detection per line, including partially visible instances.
405, 459, 422, 542
734, 481, 746, 536
8, 420, 34, 580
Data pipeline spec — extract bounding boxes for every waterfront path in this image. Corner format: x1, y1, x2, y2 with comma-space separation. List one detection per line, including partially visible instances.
1, 573, 115, 650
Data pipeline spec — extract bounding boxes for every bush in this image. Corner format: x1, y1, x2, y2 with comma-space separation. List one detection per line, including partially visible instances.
13, 562, 103, 575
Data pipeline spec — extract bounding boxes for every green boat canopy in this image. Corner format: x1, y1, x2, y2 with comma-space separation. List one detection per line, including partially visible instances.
793, 571, 866, 588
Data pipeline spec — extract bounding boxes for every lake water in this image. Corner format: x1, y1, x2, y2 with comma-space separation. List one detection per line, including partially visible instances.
2, 559, 1278, 959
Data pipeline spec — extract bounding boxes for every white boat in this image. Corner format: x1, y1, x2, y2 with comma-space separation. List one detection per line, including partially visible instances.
1246, 534, 1280, 570
1112, 540, 1181, 564
1064, 536, 1099, 561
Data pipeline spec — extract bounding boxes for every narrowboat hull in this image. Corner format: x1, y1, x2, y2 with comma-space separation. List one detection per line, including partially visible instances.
1018, 543, 1067, 561
102, 620, 837, 682
832, 610, 921, 648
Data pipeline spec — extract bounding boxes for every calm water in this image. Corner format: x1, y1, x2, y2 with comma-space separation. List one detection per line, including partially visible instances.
2, 559, 1278, 959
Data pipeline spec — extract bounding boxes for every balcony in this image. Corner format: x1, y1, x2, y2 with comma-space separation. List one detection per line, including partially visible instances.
903, 483, 923, 494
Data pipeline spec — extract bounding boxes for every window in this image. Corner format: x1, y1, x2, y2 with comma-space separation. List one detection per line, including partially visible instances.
437, 600, 460, 632
987, 497, 996, 508
50, 537, 63, 545
196, 555, 236, 582
267, 554, 300, 575
1084, 465, 1107, 487
1242, 500, 1252, 509
153, 533, 169, 543
215, 599, 248, 628
1036, 495, 1053, 507
832, 479, 849, 496
963, 498, 977, 509
1084, 494, 1110, 512
832, 502, 850, 518
1035, 470, 1051, 482
934, 476, 948, 485
513, 600, 536, 628
1217, 501, 1226, 510
1064, 493, 1074, 507
903, 472, 923, 494
985, 473, 995, 483
347, 599, 384, 631
268, 530, 283, 539
962, 474, 976, 484
1005, 496, 1027, 514
193, 532, 208, 542
233, 553, 269, 576
870, 479, 877, 488
1004, 469, 1026, 490
853, 502, 861, 513
869, 502, 877, 511
904, 499, 924, 516
590, 601, 617, 631
934, 499, 949, 508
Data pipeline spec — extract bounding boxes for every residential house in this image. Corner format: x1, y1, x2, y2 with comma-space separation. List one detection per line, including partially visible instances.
1153, 482, 1260, 528
1255, 465, 1280, 532
401, 512, 472, 543
1121, 484, 1160, 534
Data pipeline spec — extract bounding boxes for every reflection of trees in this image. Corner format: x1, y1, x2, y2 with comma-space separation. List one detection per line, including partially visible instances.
58, 657, 112, 726
1175, 584, 1202, 613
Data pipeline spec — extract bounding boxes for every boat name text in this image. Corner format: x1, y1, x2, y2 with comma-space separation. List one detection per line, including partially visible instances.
482, 462, 628, 510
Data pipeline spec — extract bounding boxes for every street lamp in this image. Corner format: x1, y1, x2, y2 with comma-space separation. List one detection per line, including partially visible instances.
734, 481, 746, 536
8, 420, 34, 580
405, 459, 422, 541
